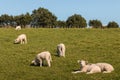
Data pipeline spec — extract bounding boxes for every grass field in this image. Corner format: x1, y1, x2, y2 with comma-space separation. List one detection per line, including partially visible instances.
0, 28, 120, 80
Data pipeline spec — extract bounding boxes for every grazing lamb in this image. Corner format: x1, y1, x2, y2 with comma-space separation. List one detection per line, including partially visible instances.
15, 26, 21, 30
31, 51, 52, 67
72, 60, 101, 74
96, 63, 114, 73
57, 43, 65, 57
14, 34, 27, 44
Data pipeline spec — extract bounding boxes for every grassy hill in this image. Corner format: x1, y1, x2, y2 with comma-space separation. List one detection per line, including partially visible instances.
0, 28, 120, 80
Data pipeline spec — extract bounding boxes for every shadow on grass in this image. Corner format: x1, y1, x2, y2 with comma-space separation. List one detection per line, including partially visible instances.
30, 63, 48, 67
72, 69, 81, 72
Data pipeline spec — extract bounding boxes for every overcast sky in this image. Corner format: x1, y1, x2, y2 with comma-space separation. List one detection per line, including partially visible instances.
0, 0, 120, 25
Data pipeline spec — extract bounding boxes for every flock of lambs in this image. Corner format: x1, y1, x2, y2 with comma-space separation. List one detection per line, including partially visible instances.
14, 26, 114, 74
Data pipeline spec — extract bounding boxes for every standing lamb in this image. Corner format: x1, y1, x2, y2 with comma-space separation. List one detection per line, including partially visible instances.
14, 34, 27, 44
96, 63, 114, 73
31, 51, 52, 67
15, 26, 21, 30
72, 60, 101, 74
57, 43, 65, 57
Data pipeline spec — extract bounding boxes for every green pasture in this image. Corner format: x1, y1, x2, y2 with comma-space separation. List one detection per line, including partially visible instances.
0, 28, 120, 80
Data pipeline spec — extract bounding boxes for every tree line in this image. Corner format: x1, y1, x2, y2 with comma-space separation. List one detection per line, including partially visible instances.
0, 7, 119, 28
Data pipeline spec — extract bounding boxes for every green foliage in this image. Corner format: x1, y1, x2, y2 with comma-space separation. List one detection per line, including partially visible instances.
56, 20, 66, 28
0, 14, 14, 27
0, 7, 119, 28
89, 19, 102, 28
0, 28, 120, 80
31, 7, 57, 28
14, 13, 32, 27
107, 21, 119, 28
66, 14, 87, 28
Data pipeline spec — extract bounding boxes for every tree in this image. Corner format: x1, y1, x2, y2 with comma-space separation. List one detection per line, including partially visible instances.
89, 19, 102, 28
56, 20, 66, 28
31, 7, 57, 28
66, 14, 87, 28
14, 13, 32, 27
14, 14, 25, 27
24, 13, 32, 26
107, 21, 119, 28
0, 14, 14, 27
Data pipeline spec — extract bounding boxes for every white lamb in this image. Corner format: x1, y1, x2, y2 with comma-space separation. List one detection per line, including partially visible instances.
57, 43, 65, 57
96, 63, 114, 73
14, 34, 27, 44
31, 51, 52, 67
15, 26, 21, 30
72, 60, 101, 74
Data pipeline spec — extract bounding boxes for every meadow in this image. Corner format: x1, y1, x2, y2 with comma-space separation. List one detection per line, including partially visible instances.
0, 28, 120, 80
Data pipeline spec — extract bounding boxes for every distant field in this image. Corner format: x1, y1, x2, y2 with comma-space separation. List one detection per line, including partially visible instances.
0, 28, 120, 80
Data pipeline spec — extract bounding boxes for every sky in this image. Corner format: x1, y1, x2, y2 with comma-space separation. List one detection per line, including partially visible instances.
0, 0, 120, 26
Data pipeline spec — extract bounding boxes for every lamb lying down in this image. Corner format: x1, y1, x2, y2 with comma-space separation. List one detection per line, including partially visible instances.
72, 60, 114, 74
31, 51, 52, 67
72, 60, 101, 74
96, 63, 114, 73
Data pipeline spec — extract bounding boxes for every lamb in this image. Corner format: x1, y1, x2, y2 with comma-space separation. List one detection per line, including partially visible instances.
72, 60, 101, 74
96, 63, 114, 73
57, 43, 65, 57
14, 34, 27, 44
72, 60, 114, 74
31, 51, 52, 67
15, 26, 21, 30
